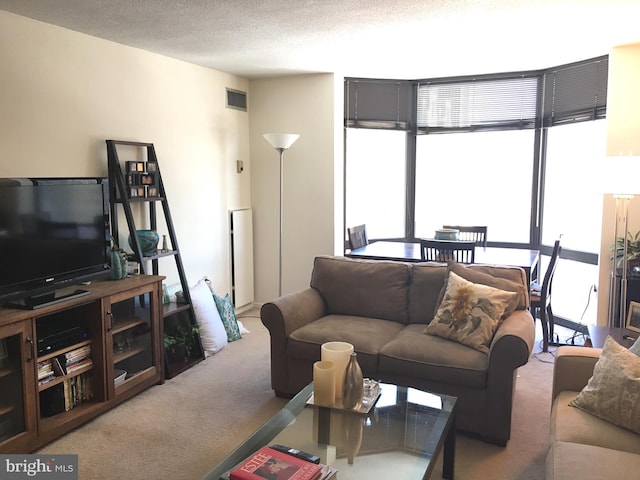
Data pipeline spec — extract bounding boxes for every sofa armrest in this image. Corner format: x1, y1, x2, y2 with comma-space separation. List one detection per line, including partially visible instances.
489, 309, 535, 364
551, 346, 601, 402
261, 288, 327, 337
476, 309, 534, 444
260, 288, 327, 396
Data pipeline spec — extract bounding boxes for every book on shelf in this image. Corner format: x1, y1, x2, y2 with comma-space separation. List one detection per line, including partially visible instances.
63, 372, 94, 411
37, 359, 54, 382
64, 344, 91, 365
40, 371, 94, 417
229, 446, 324, 480
49, 345, 93, 376
66, 357, 93, 374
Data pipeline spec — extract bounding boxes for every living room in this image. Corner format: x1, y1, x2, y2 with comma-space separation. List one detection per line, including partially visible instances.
1, 2, 640, 479
2, 3, 640, 308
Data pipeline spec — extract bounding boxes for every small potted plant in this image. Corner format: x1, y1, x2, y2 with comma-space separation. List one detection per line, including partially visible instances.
164, 323, 200, 364
612, 231, 640, 276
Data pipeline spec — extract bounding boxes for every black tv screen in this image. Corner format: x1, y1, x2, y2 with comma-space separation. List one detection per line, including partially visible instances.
0, 178, 111, 308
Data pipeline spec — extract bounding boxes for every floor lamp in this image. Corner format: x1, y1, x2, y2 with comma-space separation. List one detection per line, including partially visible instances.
605, 42, 640, 328
263, 133, 300, 297
609, 194, 633, 328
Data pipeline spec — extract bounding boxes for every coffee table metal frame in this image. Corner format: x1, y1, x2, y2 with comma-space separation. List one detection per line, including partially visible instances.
202, 382, 457, 480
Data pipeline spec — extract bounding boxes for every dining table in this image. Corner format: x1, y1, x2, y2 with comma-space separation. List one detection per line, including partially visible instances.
346, 240, 540, 286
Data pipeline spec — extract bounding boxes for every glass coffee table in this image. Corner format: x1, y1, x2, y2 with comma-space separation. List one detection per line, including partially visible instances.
202, 382, 457, 480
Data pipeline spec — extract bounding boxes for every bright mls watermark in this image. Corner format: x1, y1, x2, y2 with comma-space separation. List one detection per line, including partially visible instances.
0, 455, 77, 479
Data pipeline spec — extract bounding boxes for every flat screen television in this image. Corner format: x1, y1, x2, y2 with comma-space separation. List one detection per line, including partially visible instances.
0, 177, 111, 309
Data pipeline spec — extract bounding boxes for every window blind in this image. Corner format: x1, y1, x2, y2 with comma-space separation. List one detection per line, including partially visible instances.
345, 79, 412, 130
542, 56, 608, 126
416, 76, 539, 133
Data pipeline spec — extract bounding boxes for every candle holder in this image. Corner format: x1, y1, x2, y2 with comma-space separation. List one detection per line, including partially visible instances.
321, 341, 354, 398
313, 360, 336, 406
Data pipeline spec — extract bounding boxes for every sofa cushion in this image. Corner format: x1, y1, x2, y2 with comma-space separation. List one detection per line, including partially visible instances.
551, 391, 640, 455
407, 262, 448, 324
379, 324, 488, 388
287, 315, 405, 374
445, 262, 527, 312
425, 272, 518, 353
310, 256, 411, 324
546, 441, 640, 480
570, 336, 640, 435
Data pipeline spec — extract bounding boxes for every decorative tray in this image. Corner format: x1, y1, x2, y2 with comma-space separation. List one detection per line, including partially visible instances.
306, 378, 381, 414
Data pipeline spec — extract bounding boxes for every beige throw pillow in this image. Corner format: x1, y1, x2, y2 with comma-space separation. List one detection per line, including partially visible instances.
570, 336, 640, 434
424, 271, 518, 353
436, 262, 526, 315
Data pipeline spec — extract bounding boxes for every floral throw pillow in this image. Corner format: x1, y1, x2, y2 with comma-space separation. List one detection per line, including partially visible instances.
630, 335, 640, 356
570, 336, 640, 434
424, 271, 518, 353
213, 293, 242, 342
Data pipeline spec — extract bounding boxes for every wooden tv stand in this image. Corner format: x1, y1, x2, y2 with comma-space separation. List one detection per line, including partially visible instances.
0, 275, 165, 453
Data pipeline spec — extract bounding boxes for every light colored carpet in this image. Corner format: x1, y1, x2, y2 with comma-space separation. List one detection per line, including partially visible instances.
38, 314, 557, 480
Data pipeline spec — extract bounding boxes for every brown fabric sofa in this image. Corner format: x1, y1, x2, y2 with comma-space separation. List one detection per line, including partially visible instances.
546, 346, 640, 478
261, 255, 535, 445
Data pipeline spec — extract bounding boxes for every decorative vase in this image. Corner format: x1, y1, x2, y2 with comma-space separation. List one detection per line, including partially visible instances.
110, 249, 128, 280
342, 352, 364, 410
128, 229, 159, 256
341, 413, 364, 465
435, 228, 459, 240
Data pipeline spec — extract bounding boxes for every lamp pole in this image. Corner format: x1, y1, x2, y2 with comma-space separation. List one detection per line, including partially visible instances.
263, 133, 300, 297
277, 147, 285, 297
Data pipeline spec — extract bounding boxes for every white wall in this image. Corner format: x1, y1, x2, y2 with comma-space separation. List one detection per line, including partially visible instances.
0, 11, 250, 295
249, 74, 338, 302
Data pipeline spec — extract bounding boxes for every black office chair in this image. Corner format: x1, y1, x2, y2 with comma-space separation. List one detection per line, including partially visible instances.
530, 239, 561, 352
443, 225, 488, 247
420, 239, 475, 264
347, 224, 369, 251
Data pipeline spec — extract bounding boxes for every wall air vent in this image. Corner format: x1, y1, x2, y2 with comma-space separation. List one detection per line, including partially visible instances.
226, 88, 247, 111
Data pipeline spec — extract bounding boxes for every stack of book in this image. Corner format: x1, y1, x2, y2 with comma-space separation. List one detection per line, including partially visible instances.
59, 345, 92, 375
224, 446, 337, 480
62, 373, 93, 411
39, 371, 94, 417
37, 359, 55, 385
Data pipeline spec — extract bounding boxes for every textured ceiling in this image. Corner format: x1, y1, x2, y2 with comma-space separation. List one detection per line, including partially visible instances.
1, 0, 639, 79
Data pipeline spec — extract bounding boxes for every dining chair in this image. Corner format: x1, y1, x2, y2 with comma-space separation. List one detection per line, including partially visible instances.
443, 225, 488, 247
420, 239, 475, 264
347, 224, 369, 250
530, 239, 561, 352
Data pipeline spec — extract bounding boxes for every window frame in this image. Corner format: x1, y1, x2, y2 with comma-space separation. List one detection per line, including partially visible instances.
344, 55, 607, 254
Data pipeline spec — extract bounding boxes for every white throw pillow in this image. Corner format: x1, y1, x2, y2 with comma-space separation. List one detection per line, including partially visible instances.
190, 279, 227, 355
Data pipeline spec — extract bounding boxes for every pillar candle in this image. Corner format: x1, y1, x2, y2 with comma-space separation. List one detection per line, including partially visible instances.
321, 341, 354, 398
313, 360, 336, 406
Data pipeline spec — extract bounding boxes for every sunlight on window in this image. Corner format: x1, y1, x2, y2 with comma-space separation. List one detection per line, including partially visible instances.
543, 121, 606, 326
345, 129, 406, 239
543, 121, 605, 253
415, 130, 534, 242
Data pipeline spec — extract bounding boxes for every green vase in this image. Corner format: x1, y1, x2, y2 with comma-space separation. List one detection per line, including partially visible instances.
110, 250, 128, 280
128, 229, 159, 256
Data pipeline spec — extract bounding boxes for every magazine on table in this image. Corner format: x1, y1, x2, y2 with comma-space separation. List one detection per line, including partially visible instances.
222, 446, 336, 480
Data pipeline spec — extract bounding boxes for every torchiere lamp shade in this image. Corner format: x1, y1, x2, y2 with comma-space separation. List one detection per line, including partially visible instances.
263, 133, 300, 150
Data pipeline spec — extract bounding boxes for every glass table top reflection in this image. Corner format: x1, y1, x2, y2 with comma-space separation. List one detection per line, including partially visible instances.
203, 382, 458, 480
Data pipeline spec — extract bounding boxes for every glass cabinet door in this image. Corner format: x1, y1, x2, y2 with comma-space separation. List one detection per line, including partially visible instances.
107, 284, 161, 396
0, 321, 36, 451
